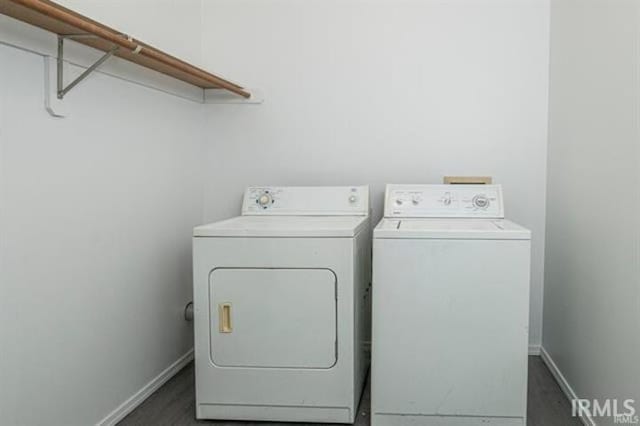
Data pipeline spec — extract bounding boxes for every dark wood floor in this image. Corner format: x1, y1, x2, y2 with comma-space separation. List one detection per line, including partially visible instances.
118, 356, 581, 426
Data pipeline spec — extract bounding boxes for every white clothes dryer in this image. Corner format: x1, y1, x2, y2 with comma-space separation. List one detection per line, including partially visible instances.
193, 186, 371, 423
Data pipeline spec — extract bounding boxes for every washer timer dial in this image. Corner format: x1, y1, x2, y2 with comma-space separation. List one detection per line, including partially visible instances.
472, 194, 490, 209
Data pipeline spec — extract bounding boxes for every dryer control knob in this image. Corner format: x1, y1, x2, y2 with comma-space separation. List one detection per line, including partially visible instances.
395, 199, 403, 206
258, 194, 272, 206
349, 195, 358, 203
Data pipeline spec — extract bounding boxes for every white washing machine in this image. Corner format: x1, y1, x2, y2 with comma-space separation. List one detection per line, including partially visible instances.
193, 186, 371, 423
371, 184, 531, 426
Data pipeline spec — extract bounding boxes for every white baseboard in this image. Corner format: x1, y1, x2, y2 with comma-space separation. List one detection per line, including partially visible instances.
96, 349, 194, 426
540, 347, 596, 426
529, 344, 541, 355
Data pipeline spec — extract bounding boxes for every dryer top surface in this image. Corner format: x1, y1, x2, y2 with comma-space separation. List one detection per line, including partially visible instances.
194, 215, 369, 238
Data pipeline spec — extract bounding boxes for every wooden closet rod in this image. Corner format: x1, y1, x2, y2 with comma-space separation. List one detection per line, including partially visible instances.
6, 0, 251, 98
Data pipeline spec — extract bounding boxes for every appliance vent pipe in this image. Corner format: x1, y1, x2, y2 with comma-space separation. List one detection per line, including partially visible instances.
184, 302, 194, 322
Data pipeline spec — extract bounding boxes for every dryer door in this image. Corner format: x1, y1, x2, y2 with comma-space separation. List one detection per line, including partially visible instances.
209, 268, 337, 369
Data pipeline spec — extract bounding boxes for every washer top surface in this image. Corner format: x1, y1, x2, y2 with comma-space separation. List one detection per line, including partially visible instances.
374, 218, 530, 240
194, 214, 369, 238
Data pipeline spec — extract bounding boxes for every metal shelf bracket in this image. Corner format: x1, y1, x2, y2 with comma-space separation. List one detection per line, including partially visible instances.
56, 34, 119, 99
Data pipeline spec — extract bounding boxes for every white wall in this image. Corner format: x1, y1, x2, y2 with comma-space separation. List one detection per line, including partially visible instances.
0, 3, 205, 425
544, 0, 640, 424
199, 0, 550, 348
0, 1, 558, 424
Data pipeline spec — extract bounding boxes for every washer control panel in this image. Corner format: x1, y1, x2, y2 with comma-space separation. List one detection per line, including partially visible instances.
384, 184, 504, 218
242, 186, 369, 216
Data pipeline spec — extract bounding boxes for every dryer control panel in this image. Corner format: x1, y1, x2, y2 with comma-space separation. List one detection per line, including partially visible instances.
384, 184, 504, 218
242, 186, 369, 216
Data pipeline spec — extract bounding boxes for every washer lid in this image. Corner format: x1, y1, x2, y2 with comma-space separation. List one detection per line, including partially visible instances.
194, 215, 369, 238
374, 218, 531, 240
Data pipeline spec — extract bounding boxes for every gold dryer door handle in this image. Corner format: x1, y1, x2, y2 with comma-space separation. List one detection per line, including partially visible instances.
218, 303, 232, 333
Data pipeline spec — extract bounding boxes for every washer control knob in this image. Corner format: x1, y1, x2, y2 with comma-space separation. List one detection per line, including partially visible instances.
395, 199, 403, 206
443, 192, 452, 206
349, 195, 358, 204
473, 194, 490, 209
412, 197, 420, 206
258, 193, 272, 206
